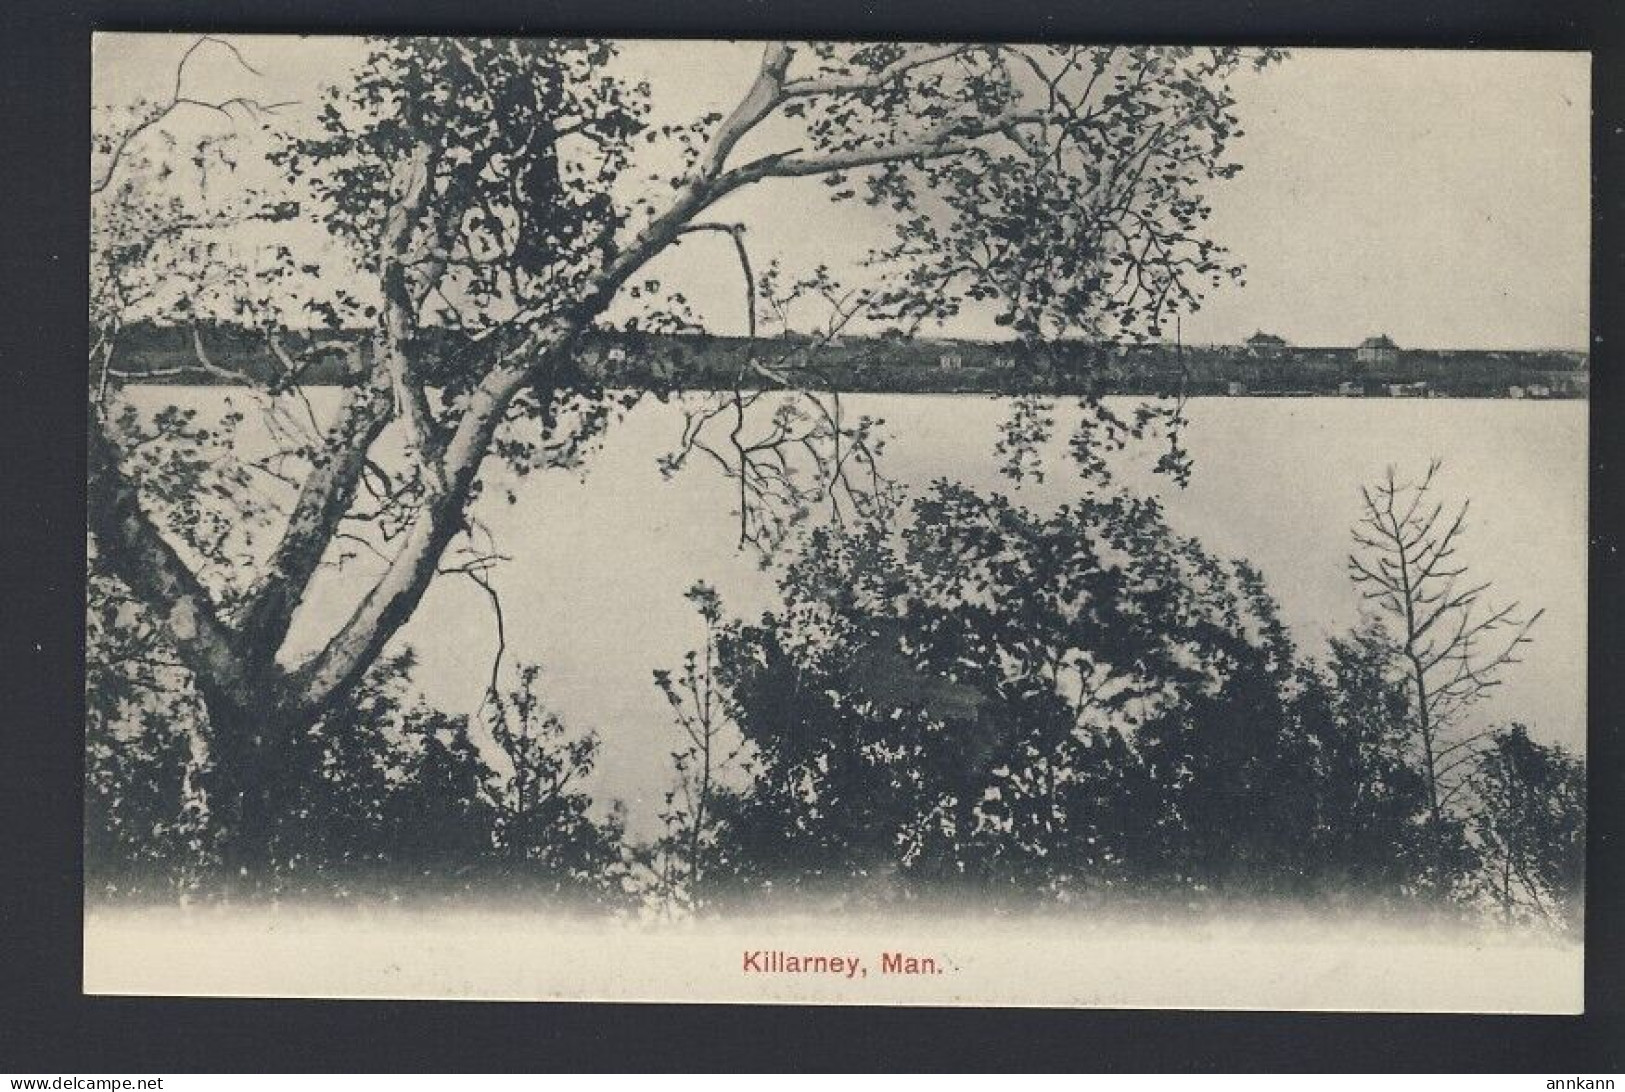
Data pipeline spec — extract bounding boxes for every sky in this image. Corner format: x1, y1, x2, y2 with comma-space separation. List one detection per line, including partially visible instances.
94, 35, 1591, 351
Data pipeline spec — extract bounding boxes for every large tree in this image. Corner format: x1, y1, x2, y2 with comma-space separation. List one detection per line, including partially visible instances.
89, 38, 1273, 874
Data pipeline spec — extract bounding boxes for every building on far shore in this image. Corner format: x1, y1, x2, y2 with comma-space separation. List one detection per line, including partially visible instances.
1246, 331, 1289, 358
1357, 334, 1400, 366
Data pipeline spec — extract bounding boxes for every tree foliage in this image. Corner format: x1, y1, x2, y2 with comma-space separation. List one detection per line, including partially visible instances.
1467, 725, 1585, 930
670, 483, 1468, 910
87, 647, 632, 905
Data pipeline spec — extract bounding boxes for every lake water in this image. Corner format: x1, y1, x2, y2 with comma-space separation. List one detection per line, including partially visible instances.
126, 391, 1589, 837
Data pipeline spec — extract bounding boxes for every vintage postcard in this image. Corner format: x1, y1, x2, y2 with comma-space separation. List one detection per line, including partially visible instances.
86, 34, 1588, 1010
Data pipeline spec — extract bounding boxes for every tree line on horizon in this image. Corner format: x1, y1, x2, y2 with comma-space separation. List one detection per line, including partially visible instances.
97, 321, 1589, 399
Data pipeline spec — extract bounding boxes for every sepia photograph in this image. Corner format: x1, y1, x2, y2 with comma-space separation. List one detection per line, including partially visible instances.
83, 33, 1589, 1011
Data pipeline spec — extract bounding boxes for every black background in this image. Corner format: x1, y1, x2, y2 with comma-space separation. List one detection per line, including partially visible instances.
2, 0, 1621, 1072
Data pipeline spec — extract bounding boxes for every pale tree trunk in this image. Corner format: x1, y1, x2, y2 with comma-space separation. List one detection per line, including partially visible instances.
87, 43, 1050, 889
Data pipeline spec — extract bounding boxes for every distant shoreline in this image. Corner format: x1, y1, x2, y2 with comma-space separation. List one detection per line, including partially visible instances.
110, 380, 1588, 401
101, 326, 1589, 400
